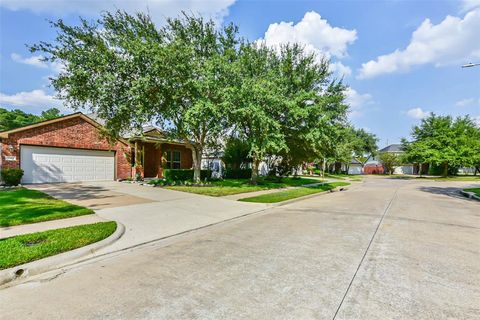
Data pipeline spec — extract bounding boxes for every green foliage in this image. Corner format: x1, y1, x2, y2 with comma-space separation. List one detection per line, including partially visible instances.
379, 152, 400, 175
31, 11, 237, 182
224, 168, 252, 179
0, 188, 93, 227
0, 108, 63, 131
162, 169, 212, 182
352, 128, 378, 166
40, 108, 62, 120
0, 222, 116, 269
222, 137, 251, 170
402, 114, 480, 176
1, 168, 24, 186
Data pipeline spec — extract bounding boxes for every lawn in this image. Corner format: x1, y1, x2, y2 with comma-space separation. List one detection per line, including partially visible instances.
432, 176, 480, 182
324, 173, 362, 180
166, 177, 323, 197
0, 188, 94, 227
0, 222, 117, 270
238, 182, 350, 203
464, 188, 480, 197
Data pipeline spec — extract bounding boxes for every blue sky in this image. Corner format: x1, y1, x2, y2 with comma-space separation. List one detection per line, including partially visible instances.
1, 0, 479, 147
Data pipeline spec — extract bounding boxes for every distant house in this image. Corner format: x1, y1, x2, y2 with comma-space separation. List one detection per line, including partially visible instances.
378, 144, 415, 174
342, 159, 363, 175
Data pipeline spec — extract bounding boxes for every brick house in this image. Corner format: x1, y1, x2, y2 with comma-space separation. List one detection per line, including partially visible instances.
0, 112, 193, 183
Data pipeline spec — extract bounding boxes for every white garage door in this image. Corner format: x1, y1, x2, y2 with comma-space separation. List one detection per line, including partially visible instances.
21, 145, 115, 184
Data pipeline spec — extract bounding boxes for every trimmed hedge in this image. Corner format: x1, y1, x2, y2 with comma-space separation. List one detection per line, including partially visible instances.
225, 168, 252, 179
1, 168, 24, 186
163, 169, 212, 181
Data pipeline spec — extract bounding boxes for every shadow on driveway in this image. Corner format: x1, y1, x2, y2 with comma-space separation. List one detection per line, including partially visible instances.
417, 186, 477, 202
30, 183, 154, 209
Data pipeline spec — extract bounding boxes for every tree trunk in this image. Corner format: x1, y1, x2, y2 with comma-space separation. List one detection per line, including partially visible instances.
442, 163, 448, 177
251, 157, 260, 185
321, 158, 326, 179
191, 145, 203, 183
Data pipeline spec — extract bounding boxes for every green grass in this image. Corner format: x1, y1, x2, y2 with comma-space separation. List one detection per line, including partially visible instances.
431, 176, 480, 181
238, 182, 350, 203
0, 222, 117, 270
166, 177, 324, 197
324, 173, 362, 180
464, 188, 480, 197
0, 188, 94, 227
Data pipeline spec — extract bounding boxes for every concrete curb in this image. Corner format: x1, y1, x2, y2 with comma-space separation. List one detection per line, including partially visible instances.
273, 186, 348, 207
460, 190, 480, 201
0, 222, 125, 287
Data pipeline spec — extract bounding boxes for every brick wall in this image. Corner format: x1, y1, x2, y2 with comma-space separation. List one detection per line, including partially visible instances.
0, 116, 132, 180
161, 143, 193, 169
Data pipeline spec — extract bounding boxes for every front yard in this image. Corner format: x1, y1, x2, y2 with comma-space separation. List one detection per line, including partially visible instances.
0, 188, 94, 227
0, 222, 117, 270
166, 177, 324, 197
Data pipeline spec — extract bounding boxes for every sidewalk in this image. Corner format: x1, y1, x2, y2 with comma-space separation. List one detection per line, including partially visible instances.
0, 215, 107, 239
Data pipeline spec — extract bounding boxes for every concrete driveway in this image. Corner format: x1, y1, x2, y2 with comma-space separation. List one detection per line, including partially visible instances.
32, 181, 269, 253
4, 177, 479, 319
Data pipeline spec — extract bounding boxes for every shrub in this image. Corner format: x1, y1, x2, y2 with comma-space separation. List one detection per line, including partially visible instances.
163, 169, 194, 181
200, 169, 212, 181
1, 168, 24, 186
163, 169, 213, 182
224, 168, 252, 179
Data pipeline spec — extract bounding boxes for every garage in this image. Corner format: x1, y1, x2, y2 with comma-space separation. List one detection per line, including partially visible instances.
20, 145, 115, 184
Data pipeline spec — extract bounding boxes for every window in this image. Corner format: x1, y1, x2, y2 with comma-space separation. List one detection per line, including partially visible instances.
165, 150, 181, 169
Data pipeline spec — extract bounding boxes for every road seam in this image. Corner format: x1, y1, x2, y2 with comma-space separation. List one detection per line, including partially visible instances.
332, 187, 399, 320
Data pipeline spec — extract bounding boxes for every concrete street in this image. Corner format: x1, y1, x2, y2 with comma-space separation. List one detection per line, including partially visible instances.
1, 177, 479, 319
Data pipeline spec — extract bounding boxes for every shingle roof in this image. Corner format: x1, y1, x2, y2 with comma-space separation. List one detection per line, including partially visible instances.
379, 144, 404, 152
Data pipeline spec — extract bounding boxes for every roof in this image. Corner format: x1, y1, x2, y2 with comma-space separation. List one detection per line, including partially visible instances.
379, 144, 404, 153
0, 112, 129, 146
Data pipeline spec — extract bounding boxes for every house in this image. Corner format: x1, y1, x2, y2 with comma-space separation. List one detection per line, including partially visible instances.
0, 112, 193, 184
377, 144, 415, 174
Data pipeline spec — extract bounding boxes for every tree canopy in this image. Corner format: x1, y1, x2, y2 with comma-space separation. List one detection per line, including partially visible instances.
402, 113, 480, 176
0, 107, 63, 131
31, 10, 372, 183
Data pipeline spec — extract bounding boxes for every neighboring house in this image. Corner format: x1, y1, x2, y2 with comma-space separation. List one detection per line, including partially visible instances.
201, 150, 225, 178
342, 159, 363, 175
129, 126, 192, 179
0, 112, 193, 184
378, 144, 415, 175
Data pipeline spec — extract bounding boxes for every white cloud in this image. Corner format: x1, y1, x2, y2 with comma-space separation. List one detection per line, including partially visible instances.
406, 107, 430, 120
0, 90, 63, 109
455, 97, 478, 107
258, 11, 356, 77
259, 11, 357, 59
11, 53, 66, 74
11, 53, 48, 68
461, 0, 480, 12
358, 8, 480, 79
344, 87, 373, 118
329, 62, 352, 77
0, 0, 236, 25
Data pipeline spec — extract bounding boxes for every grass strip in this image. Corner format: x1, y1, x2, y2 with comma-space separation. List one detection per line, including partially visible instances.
0, 222, 117, 270
238, 182, 350, 203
